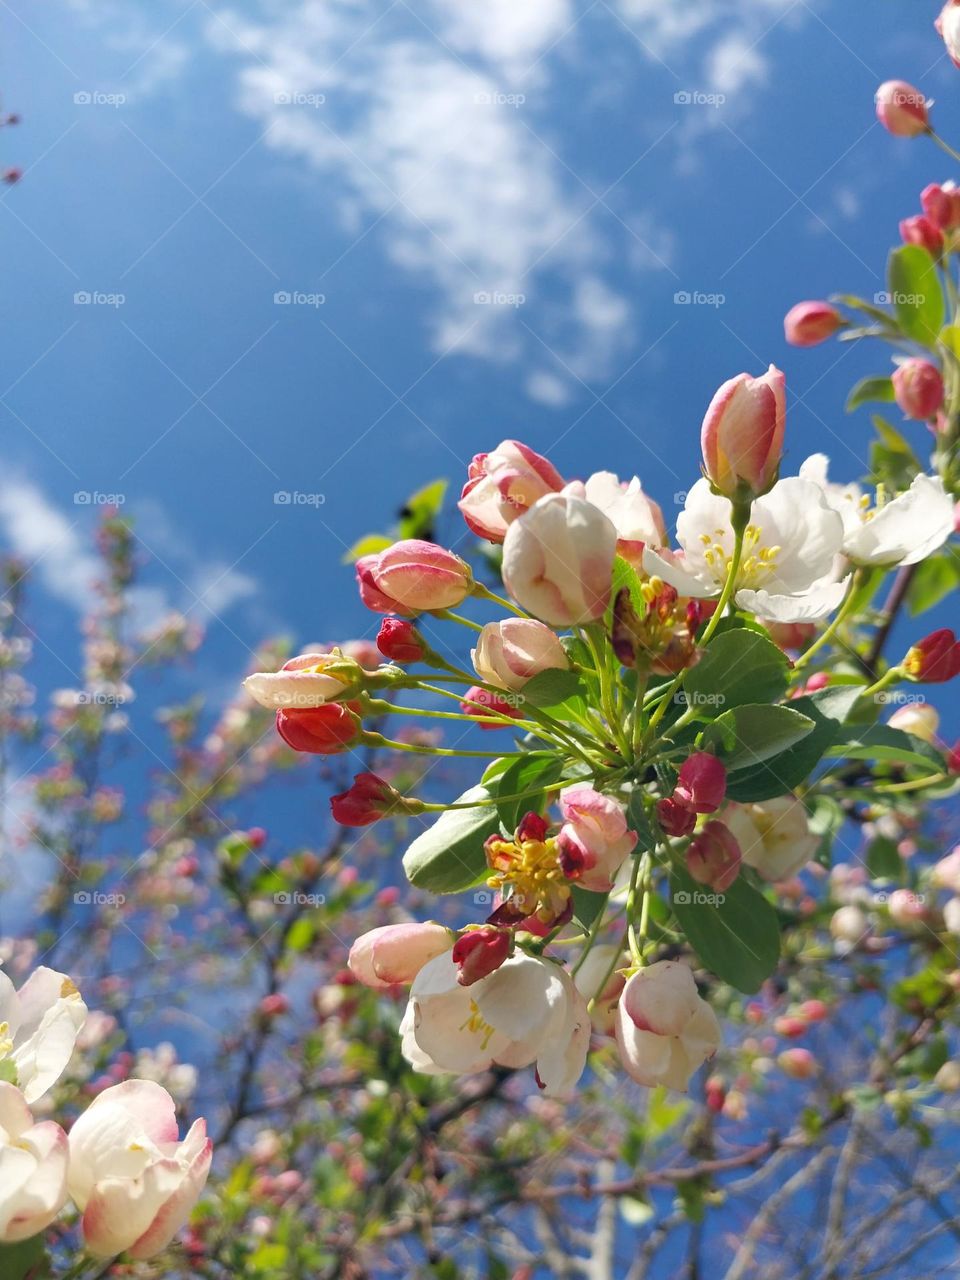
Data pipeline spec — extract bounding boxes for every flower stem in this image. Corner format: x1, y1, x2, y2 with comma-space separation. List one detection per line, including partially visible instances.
793, 571, 861, 672
930, 129, 960, 165
471, 582, 530, 617
362, 732, 525, 759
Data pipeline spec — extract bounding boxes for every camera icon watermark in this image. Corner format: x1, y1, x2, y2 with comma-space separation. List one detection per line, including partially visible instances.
77, 690, 127, 707
273, 890, 326, 906
473, 290, 526, 307
274, 290, 325, 307
74, 890, 126, 906
273, 490, 326, 507
74, 291, 125, 308
674, 690, 726, 709
673, 290, 726, 308
273, 90, 326, 107
74, 90, 126, 108
473, 890, 493, 907
673, 889, 725, 907
674, 90, 726, 108
74, 491, 126, 506
673, 490, 689, 505
874, 290, 927, 307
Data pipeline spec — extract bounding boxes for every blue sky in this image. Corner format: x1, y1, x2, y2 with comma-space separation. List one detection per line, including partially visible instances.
2, 0, 958, 712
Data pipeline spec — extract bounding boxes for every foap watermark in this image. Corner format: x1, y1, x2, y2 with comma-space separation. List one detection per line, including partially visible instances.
875, 290, 929, 307
473, 889, 494, 907
74, 890, 126, 907
274, 290, 326, 307
274, 891, 326, 907
674, 290, 726, 308
874, 689, 927, 706
474, 90, 525, 107
74, 291, 125, 308
673, 489, 689, 505
673, 690, 726, 710
74, 90, 126, 108
274, 90, 326, 108
274, 490, 325, 507
474, 290, 526, 308
674, 90, 726, 109
74, 491, 126, 506
673, 888, 725, 907
77, 690, 128, 707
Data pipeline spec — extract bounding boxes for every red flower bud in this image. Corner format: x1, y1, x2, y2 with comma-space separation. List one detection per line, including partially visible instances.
276, 701, 362, 754
921, 182, 960, 229
376, 617, 429, 664
900, 214, 944, 257
674, 752, 727, 814
686, 821, 741, 892
451, 926, 511, 986
460, 685, 525, 727
948, 741, 960, 775
331, 772, 419, 826
904, 629, 960, 683
655, 796, 697, 838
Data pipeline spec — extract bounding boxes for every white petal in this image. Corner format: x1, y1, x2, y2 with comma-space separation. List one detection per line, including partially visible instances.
641, 546, 715, 599
736, 577, 849, 623
844, 474, 954, 567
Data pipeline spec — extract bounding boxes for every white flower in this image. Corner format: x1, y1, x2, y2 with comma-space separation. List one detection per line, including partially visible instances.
615, 961, 721, 1091
243, 652, 355, 709
643, 477, 845, 623
67, 1079, 213, 1260
401, 953, 590, 1097
0, 967, 87, 1104
0, 1083, 69, 1243
800, 456, 954, 568
566, 472, 666, 560
888, 702, 940, 744
722, 796, 818, 882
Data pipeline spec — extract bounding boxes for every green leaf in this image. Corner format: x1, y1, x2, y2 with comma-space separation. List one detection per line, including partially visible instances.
906, 552, 960, 616
491, 752, 563, 831
669, 866, 780, 994
940, 323, 960, 361
340, 533, 393, 564
397, 478, 448, 540
866, 834, 902, 880
681, 630, 789, 720
0, 1238, 48, 1280
520, 668, 588, 718
699, 704, 815, 773
626, 790, 660, 853
402, 785, 499, 893
832, 293, 897, 327
825, 723, 944, 772
870, 416, 922, 490
0, 1059, 17, 1085
570, 884, 608, 930
724, 686, 862, 802
846, 376, 894, 412
888, 245, 944, 346
286, 917, 316, 953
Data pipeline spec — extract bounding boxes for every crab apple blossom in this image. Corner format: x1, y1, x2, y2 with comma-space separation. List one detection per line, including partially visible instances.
573, 945, 627, 1035
472, 618, 569, 691
784, 301, 844, 347
686, 821, 742, 892
556, 785, 638, 892
376, 617, 429, 664
937, 0, 960, 67
275, 701, 362, 754
615, 961, 722, 1092
244, 651, 364, 709
800, 458, 955, 568
875, 80, 930, 136
451, 926, 512, 986
931, 846, 960, 894
331, 772, 423, 826
0, 966, 87, 1103
900, 214, 944, 256
567, 471, 667, 562
502, 492, 618, 626
348, 923, 453, 989
830, 904, 869, 944
401, 952, 590, 1097
460, 685, 526, 727
944, 898, 960, 935
610, 576, 705, 674
904, 629, 960, 683
700, 365, 785, 503
722, 796, 818, 883
67, 1079, 213, 1260
655, 796, 697, 838
485, 813, 571, 925
887, 889, 929, 928
888, 701, 940, 743
644, 476, 846, 624
457, 439, 565, 543
0, 1083, 68, 1243
356, 540, 472, 615
892, 359, 945, 420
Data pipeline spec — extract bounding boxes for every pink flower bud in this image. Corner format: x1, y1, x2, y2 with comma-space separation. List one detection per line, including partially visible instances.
2, 167, 21, 184
460, 685, 525, 728
674, 753, 727, 814
937, 1, 960, 68
451, 926, 511, 986
887, 888, 929, 927
686, 821, 741, 892
275, 702, 362, 754
502, 493, 617, 626
763, 620, 816, 652
655, 796, 697, 838
348, 923, 453, 989
330, 772, 420, 826
700, 365, 785, 502
875, 81, 930, 136
458, 440, 564, 543
904, 628, 960, 683
893, 359, 944, 420
799, 999, 828, 1022
921, 181, 960, 229
356, 540, 472, 615
778, 1047, 816, 1079
900, 214, 944, 257
557, 785, 637, 892
472, 618, 569, 691
376, 617, 429, 663
258, 993, 289, 1018
615, 961, 721, 1091
783, 301, 843, 347
773, 1014, 807, 1039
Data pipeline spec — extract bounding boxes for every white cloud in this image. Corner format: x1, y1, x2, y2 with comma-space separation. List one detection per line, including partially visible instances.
0, 480, 100, 614
424, 0, 574, 80
706, 33, 769, 96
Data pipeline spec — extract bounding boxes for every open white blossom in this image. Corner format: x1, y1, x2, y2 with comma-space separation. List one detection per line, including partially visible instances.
0, 967, 87, 1104
643, 477, 845, 623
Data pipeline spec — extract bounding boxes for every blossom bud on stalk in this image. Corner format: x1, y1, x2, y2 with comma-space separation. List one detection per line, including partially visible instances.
875, 80, 930, 137
686, 821, 741, 892
674, 753, 727, 814
700, 365, 785, 505
778, 1047, 816, 1080
655, 795, 697, 838
903, 628, 960, 683
244, 651, 365, 709
556, 786, 638, 892
451, 926, 511, 986
892, 359, 944, 420
472, 618, 569, 691
348, 923, 453, 989
887, 702, 940, 743
356, 540, 472, 615
376, 617, 430, 664
460, 685, 525, 727
331, 772, 424, 826
900, 214, 944, 257
276, 701, 363, 754
615, 961, 721, 1091
783, 301, 844, 347
458, 439, 565, 543
921, 181, 960, 229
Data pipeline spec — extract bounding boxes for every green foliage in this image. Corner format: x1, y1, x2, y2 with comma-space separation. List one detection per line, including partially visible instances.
887, 244, 944, 346
402, 784, 499, 892
681, 629, 790, 718
669, 866, 780, 993
699, 703, 815, 772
